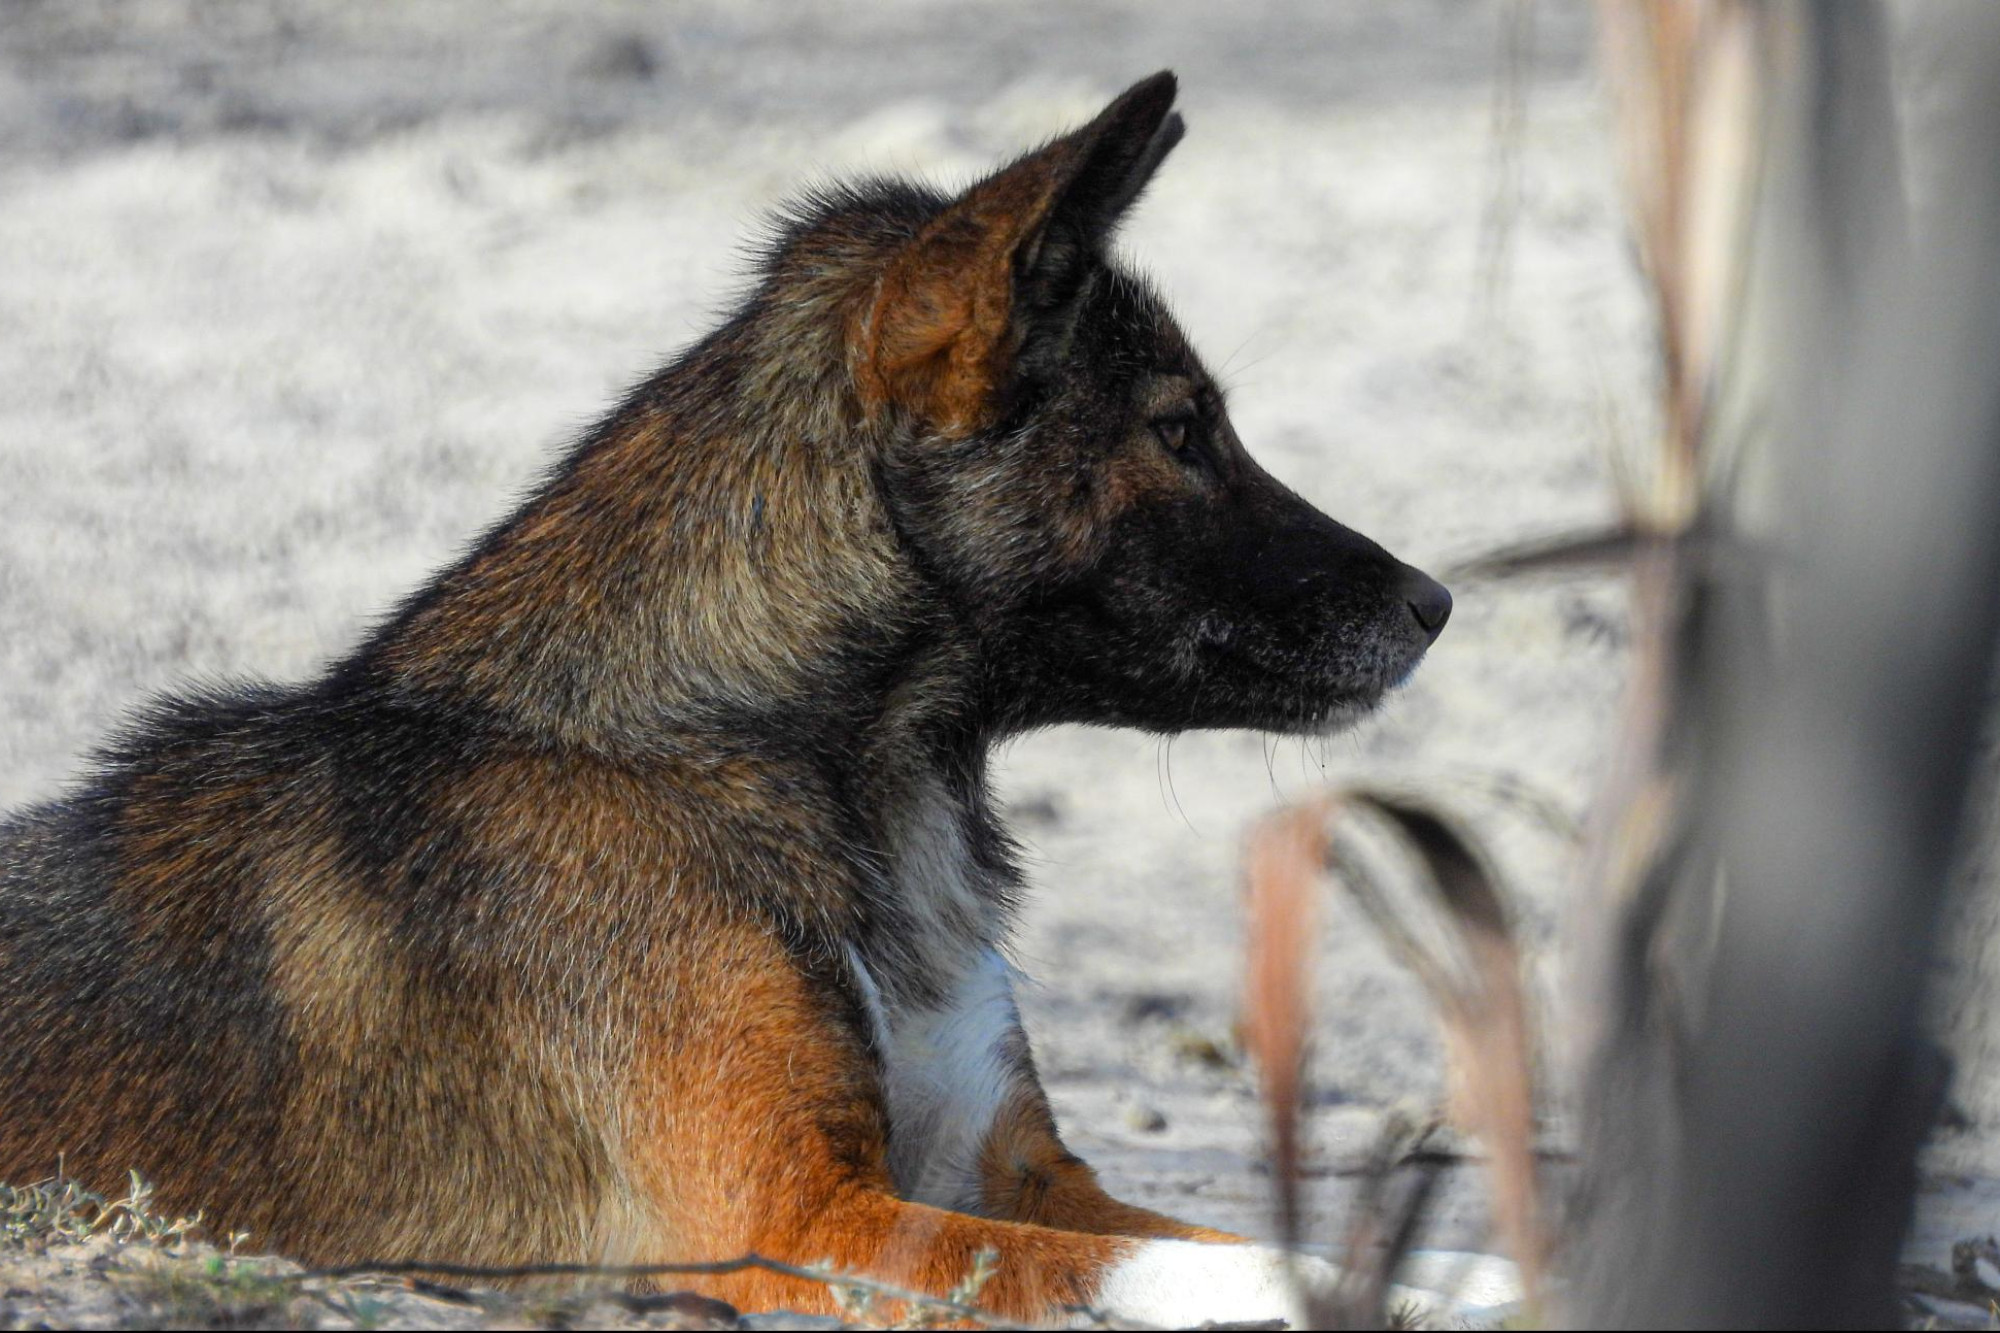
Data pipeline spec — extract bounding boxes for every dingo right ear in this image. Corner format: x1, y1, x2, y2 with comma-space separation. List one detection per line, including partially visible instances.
852, 73, 1184, 437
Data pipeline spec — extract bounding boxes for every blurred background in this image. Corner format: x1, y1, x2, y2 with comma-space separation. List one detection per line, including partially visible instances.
3, 0, 1995, 1303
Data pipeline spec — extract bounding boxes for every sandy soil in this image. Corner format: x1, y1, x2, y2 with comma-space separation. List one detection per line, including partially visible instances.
1, 0, 1991, 1310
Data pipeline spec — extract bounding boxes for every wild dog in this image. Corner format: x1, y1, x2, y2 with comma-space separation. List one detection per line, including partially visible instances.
0, 73, 1449, 1326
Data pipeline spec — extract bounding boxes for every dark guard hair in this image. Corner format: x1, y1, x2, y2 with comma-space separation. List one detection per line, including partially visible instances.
0, 71, 1449, 1286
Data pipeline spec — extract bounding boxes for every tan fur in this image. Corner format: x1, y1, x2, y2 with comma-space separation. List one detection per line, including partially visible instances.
620, 919, 1133, 1323
856, 157, 1067, 436
977, 1085, 1237, 1242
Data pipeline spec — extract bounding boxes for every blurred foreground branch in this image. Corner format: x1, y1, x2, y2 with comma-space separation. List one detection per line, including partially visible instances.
1571, 2, 2000, 1325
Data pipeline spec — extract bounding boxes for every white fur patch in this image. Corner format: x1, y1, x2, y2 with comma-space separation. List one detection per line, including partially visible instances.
1088, 1242, 1525, 1330
847, 946, 1025, 1213
844, 941, 894, 1054
882, 775, 994, 977
1088, 1240, 1337, 1330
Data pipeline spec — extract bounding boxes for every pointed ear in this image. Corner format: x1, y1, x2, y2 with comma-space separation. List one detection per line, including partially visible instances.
1040, 70, 1186, 247
852, 72, 1184, 435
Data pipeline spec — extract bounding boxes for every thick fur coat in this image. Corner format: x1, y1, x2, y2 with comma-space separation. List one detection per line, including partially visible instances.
0, 73, 1448, 1324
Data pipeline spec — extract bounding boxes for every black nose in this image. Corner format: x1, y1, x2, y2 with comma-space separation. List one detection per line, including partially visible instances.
1401, 570, 1452, 642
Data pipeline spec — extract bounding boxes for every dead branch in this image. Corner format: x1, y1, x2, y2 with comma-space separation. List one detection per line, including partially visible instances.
291, 1253, 1010, 1329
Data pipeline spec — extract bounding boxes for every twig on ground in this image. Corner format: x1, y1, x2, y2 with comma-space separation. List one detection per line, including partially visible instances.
292, 1253, 1009, 1328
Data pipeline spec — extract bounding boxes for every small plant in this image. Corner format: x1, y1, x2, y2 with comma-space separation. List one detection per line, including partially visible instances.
0, 1169, 204, 1249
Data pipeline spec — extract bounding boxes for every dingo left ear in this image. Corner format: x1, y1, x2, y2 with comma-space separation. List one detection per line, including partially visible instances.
854, 72, 1184, 435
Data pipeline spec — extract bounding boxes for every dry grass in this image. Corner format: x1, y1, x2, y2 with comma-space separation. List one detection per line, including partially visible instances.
1242, 790, 1544, 1329
1, 1174, 326, 1330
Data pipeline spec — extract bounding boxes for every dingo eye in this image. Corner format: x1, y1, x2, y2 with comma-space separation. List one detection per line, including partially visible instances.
1152, 414, 1213, 477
